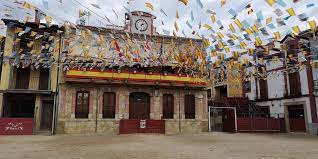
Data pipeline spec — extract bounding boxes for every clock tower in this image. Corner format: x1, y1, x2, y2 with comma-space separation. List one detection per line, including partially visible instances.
125, 11, 157, 35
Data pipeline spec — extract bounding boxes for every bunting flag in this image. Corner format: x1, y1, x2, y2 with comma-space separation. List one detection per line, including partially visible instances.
274, 8, 284, 17
234, 19, 243, 30
256, 11, 264, 22
22, 2, 36, 10
228, 8, 237, 18
245, 28, 253, 35
309, 20, 316, 31
240, 42, 246, 49
266, 17, 272, 25
292, 26, 300, 34
255, 37, 262, 46
210, 15, 216, 23
273, 31, 281, 40
265, 0, 276, 6
229, 24, 235, 33
218, 41, 224, 49
276, 0, 287, 7
225, 47, 230, 53
203, 24, 212, 30
145, 3, 154, 11
217, 32, 224, 39
178, 0, 188, 5
286, 8, 296, 16
251, 25, 259, 33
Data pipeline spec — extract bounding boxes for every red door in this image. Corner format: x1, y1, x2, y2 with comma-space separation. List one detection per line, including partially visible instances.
288, 105, 306, 132
129, 92, 150, 119
222, 108, 236, 132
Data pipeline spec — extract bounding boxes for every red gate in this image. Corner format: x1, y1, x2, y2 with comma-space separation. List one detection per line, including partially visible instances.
237, 117, 283, 132
0, 118, 34, 135
119, 119, 165, 134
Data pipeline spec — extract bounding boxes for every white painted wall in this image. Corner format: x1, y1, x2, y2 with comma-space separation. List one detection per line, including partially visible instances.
266, 60, 285, 98
256, 97, 312, 123
299, 67, 309, 95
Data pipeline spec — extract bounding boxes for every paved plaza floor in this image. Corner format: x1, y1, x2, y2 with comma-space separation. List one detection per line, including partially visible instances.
0, 132, 317, 159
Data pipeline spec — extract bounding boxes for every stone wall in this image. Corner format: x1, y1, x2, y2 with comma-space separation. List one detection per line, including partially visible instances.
56, 84, 208, 134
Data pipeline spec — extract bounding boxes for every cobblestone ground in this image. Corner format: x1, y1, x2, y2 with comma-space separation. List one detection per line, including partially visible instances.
0, 132, 318, 159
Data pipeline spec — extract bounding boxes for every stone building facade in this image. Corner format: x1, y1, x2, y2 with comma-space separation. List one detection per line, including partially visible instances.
56, 84, 208, 134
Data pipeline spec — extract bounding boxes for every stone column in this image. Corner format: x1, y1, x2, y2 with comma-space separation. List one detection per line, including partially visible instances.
34, 95, 41, 131
151, 91, 161, 120
0, 93, 4, 117
117, 88, 129, 119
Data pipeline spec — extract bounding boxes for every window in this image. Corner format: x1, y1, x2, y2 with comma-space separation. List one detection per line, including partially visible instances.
314, 80, 318, 95
184, 95, 195, 119
259, 79, 268, 99
103, 92, 116, 118
243, 81, 251, 94
75, 91, 89, 118
15, 68, 30, 89
207, 89, 212, 99
162, 94, 174, 119
39, 68, 50, 90
289, 72, 301, 96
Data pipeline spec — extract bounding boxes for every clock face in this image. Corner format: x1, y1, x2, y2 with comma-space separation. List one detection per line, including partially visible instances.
135, 19, 148, 32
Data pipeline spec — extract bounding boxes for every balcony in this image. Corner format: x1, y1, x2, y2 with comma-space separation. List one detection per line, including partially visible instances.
8, 67, 51, 94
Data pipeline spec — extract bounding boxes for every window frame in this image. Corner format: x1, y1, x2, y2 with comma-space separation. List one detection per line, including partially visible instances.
75, 91, 90, 119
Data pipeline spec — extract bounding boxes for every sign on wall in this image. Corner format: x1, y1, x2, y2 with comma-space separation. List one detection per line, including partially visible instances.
0, 118, 33, 135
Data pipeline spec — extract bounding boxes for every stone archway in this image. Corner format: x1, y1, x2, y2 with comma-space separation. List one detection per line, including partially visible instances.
129, 92, 150, 119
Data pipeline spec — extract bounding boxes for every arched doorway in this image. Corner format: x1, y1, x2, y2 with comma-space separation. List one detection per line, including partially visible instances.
129, 92, 150, 119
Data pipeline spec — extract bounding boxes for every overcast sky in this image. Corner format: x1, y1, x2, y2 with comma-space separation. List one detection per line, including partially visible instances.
0, 0, 317, 53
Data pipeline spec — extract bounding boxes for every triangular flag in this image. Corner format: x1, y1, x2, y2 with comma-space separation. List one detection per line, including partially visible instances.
145, 3, 154, 11
178, 0, 188, 6
292, 26, 300, 34
286, 8, 296, 16
273, 31, 281, 40
229, 24, 235, 33
309, 20, 316, 31
265, 0, 276, 6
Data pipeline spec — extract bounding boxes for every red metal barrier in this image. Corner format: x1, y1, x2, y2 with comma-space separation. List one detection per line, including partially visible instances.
0, 118, 34, 135
289, 118, 306, 132
119, 119, 165, 134
237, 117, 283, 132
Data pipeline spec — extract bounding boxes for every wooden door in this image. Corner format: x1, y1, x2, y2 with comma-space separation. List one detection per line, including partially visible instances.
184, 95, 195, 119
129, 92, 150, 119
40, 100, 54, 131
222, 108, 236, 132
103, 92, 116, 118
